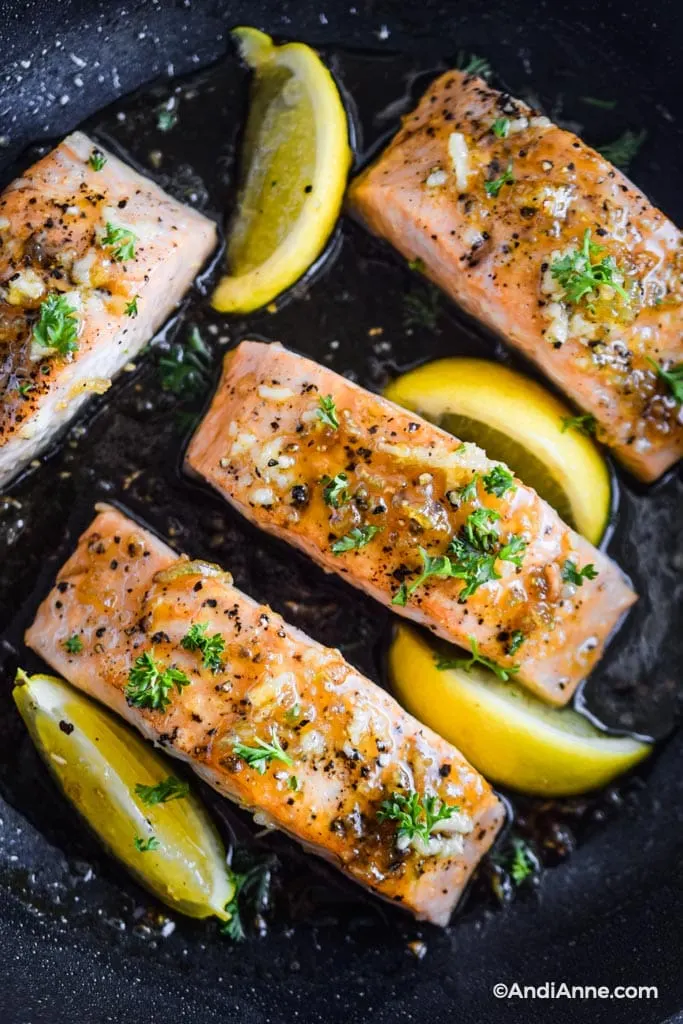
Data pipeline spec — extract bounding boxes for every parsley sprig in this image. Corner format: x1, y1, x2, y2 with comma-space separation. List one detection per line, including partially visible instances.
221, 854, 275, 942
436, 634, 519, 681
321, 472, 349, 508
378, 790, 459, 845
181, 622, 225, 673
392, 547, 460, 606
492, 117, 510, 138
124, 651, 191, 711
33, 293, 79, 356
598, 128, 647, 172
485, 162, 514, 198
101, 221, 137, 262
647, 357, 683, 404
561, 559, 599, 587
316, 394, 339, 430
124, 295, 139, 318
135, 776, 190, 805
550, 230, 629, 307
134, 835, 161, 853
88, 148, 107, 171
159, 326, 212, 398
509, 837, 536, 885
233, 729, 293, 774
482, 464, 516, 498
331, 525, 382, 554
560, 413, 597, 436
63, 634, 83, 654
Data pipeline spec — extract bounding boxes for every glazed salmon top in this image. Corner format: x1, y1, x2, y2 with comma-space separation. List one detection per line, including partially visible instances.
25, 505, 504, 925
348, 71, 683, 482
187, 341, 636, 705
0, 131, 215, 474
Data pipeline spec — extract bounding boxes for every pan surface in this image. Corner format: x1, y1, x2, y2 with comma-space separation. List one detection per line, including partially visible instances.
0, 1, 682, 1022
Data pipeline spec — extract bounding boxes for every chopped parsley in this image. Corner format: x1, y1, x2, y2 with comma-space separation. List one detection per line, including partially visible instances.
124, 651, 191, 711
436, 634, 519, 681
507, 629, 525, 656
463, 507, 501, 551
88, 148, 107, 171
331, 525, 383, 554
16, 380, 35, 397
484, 162, 514, 198
134, 835, 161, 853
579, 96, 617, 110
498, 534, 528, 567
561, 559, 599, 587
378, 790, 459, 844
598, 128, 647, 171
492, 117, 510, 138
156, 105, 178, 132
560, 413, 597, 436
101, 221, 137, 262
135, 776, 190, 805
447, 537, 501, 600
32, 294, 79, 356
509, 837, 536, 885
321, 471, 349, 508
124, 295, 139, 318
159, 326, 211, 398
287, 775, 300, 792
181, 622, 225, 673
457, 52, 492, 79
482, 464, 516, 497
284, 702, 301, 725
407, 256, 426, 273
63, 634, 83, 654
221, 854, 275, 942
392, 547, 462, 606
316, 394, 339, 430
647, 357, 683, 404
233, 729, 293, 774
550, 229, 629, 307
459, 472, 480, 503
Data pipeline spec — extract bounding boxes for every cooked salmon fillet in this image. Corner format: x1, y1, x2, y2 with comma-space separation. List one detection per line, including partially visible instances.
348, 71, 683, 482
187, 340, 636, 706
25, 504, 504, 926
0, 131, 216, 487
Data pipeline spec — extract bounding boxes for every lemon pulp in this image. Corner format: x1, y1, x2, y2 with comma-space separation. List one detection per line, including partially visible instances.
13, 673, 234, 919
213, 27, 352, 313
388, 625, 650, 797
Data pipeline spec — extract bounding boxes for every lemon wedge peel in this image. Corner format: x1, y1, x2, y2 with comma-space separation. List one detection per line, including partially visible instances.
388, 625, 650, 797
212, 27, 352, 314
384, 358, 611, 546
13, 673, 234, 919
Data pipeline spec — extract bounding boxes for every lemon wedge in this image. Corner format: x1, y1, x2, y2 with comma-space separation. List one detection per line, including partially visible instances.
212, 27, 352, 313
13, 672, 234, 919
388, 625, 650, 797
384, 358, 611, 545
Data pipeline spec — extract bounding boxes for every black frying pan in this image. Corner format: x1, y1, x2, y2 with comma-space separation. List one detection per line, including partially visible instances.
1, 1, 682, 1022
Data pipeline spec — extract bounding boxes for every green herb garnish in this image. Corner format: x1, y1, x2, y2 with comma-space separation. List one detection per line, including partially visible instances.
561, 559, 599, 587
579, 96, 617, 110
157, 106, 178, 132
101, 221, 137, 262
321, 472, 349, 508
485, 162, 514, 198
550, 229, 629, 306
124, 295, 139, 318
158, 326, 211, 398
124, 651, 191, 711
459, 472, 480, 503
233, 729, 293, 774
134, 835, 161, 853
492, 117, 510, 138
408, 256, 426, 273
507, 629, 525, 655
498, 534, 528, 567
16, 380, 35, 397
63, 634, 83, 654
32, 294, 79, 356
135, 776, 190, 806
88, 148, 107, 171
287, 775, 300, 792
560, 413, 597, 436
647, 357, 683, 404
221, 855, 275, 942
181, 622, 225, 673
457, 53, 492, 79
482, 464, 516, 498
436, 634, 519, 681
598, 128, 647, 171
316, 394, 339, 430
331, 525, 383, 554
378, 790, 460, 844
463, 507, 500, 551
509, 837, 535, 884
403, 286, 441, 332
392, 547, 460, 606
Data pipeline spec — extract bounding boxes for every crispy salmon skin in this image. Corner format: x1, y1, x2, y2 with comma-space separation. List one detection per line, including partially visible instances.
348, 71, 683, 482
0, 131, 216, 487
25, 505, 504, 926
186, 340, 636, 706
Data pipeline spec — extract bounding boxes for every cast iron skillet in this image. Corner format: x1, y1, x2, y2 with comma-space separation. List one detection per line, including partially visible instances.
0, 2, 682, 1022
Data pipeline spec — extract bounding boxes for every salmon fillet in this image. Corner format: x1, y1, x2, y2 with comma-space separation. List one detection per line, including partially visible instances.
0, 131, 216, 487
25, 504, 504, 926
347, 71, 683, 482
186, 340, 636, 706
